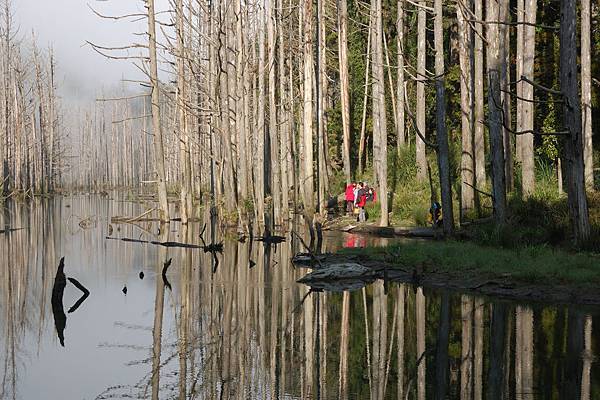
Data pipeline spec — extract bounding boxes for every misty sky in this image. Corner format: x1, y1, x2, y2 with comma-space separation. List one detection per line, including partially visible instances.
15, 0, 170, 102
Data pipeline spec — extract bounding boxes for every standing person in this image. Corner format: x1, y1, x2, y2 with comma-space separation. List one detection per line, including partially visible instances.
367, 187, 377, 203
353, 182, 363, 207
356, 183, 367, 222
345, 182, 356, 214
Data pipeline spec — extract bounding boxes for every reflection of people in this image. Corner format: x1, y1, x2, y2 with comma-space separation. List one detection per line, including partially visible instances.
343, 234, 367, 248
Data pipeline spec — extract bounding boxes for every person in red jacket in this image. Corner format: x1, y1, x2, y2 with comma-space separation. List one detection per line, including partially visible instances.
356, 184, 367, 222
345, 182, 356, 214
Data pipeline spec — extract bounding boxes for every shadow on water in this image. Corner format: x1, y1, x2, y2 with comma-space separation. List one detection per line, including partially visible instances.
0, 194, 599, 399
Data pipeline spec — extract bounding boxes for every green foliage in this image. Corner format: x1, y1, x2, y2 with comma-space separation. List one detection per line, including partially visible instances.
349, 240, 600, 287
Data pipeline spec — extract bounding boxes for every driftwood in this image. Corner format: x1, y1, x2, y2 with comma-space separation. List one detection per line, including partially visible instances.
341, 224, 437, 238
105, 236, 223, 252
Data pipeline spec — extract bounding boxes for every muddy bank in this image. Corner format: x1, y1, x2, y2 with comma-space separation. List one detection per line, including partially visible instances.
294, 252, 600, 307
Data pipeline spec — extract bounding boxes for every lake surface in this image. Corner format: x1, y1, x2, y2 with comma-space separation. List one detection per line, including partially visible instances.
0, 195, 598, 399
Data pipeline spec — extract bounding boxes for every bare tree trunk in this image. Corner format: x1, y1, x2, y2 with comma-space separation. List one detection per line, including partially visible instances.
267, 0, 281, 224
257, 0, 267, 226
148, 0, 169, 222
581, 0, 593, 188
302, 0, 315, 218
317, 0, 327, 215
515, 0, 524, 164
337, 0, 351, 183
487, 0, 507, 224
434, 0, 454, 233
416, 0, 427, 182
278, 0, 290, 221
396, 0, 406, 151
560, 0, 590, 243
235, 0, 249, 208
521, 0, 537, 196
457, 0, 474, 219
176, 0, 192, 223
501, 4, 513, 192
358, 20, 372, 175
473, 0, 485, 189
371, 0, 389, 226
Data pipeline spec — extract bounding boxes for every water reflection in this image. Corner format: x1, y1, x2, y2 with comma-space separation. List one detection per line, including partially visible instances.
0, 196, 598, 399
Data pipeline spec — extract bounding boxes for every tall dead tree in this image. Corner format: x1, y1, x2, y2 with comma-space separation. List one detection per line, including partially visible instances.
581, 0, 593, 188
517, 0, 537, 196
148, 0, 169, 222
267, 0, 281, 223
176, 0, 193, 223
317, 0, 328, 215
487, 0, 507, 224
396, 0, 406, 151
435, 0, 454, 233
416, 0, 427, 181
560, 0, 590, 242
473, 0, 485, 189
337, 0, 351, 183
371, 0, 389, 226
457, 0, 474, 218
302, 0, 315, 218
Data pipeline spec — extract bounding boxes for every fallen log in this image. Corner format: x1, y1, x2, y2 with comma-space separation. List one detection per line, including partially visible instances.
297, 263, 378, 282
106, 236, 224, 254
340, 224, 437, 238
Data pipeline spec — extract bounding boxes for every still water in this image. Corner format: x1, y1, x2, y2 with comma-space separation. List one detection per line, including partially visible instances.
0, 195, 598, 399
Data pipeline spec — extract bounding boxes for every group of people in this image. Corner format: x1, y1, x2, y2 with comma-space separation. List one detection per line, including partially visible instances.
345, 182, 377, 222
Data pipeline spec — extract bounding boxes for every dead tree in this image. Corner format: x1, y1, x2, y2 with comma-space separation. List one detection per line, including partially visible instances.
435, 0, 454, 233
487, 0, 507, 224
560, 0, 590, 242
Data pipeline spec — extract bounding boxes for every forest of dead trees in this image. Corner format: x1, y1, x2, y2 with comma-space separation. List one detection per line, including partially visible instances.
0, 1, 64, 195
1, 0, 599, 241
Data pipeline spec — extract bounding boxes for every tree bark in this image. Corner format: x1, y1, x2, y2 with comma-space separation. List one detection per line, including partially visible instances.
176, 0, 193, 223
435, 0, 454, 233
338, 0, 352, 183
396, 0, 406, 151
267, 0, 281, 223
302, 0, 315, 217
371, 0, 389, 226
520, 0, 537, 196
416, 0, 427, 182
147, 0, 169, 222
457, 0, 475, 219
581, 0, 593, 188
487, 0, 507, 225
473, 0, 485, 189
560, 0, 590, 243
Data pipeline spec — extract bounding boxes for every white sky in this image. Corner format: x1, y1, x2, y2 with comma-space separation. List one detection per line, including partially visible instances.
14, 0, 171, 102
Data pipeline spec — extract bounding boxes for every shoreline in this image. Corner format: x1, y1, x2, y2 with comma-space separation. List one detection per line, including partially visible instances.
296, 241, 600, 307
